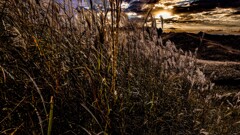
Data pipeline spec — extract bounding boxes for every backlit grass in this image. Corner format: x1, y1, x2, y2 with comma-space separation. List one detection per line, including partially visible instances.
1, 0, 240, 134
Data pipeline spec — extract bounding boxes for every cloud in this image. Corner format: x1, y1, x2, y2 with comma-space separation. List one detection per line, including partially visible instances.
173, 0, 240, 14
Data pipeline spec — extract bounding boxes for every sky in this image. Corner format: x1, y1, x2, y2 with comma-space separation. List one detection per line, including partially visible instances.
54, 0, 240, 34
125, 0, 240, 34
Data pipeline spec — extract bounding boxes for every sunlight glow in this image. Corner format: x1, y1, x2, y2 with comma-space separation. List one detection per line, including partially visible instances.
154, 11, 173, 19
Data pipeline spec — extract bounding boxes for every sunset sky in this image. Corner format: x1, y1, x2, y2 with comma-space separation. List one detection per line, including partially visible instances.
125, 0, 240, 34
55, 0, 240, 34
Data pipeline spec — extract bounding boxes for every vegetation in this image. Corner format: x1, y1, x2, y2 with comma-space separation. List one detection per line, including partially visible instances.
1, 0, 240, 134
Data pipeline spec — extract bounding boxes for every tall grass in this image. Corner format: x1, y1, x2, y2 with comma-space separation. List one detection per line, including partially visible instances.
1, 0, 240, 134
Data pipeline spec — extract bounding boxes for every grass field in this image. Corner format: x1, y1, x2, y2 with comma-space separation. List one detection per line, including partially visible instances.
1, 0, 240, 134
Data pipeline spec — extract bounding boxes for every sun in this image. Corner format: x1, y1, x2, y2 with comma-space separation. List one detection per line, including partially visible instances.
154, 11, 173, 19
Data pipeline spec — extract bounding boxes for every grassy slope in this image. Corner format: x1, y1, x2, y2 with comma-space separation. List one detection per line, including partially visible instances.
162, 32, 240, 88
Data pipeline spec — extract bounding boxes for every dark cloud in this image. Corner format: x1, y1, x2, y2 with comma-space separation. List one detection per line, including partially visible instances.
173, 0, 240, 14
124, 1, 148, 13
125, 0, 240, 14
233, 10, 240, 15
